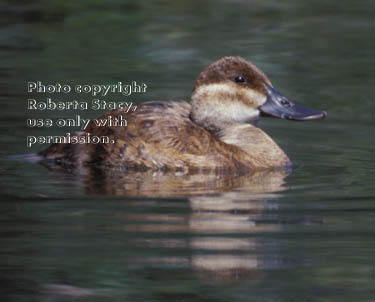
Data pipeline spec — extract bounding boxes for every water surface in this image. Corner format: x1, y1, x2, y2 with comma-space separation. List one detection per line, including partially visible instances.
1, 0, 374, 301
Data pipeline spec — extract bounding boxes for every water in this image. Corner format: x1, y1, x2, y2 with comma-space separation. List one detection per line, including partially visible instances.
1, 0, 374, 301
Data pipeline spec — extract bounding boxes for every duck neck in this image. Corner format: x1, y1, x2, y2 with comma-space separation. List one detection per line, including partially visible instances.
190, 85, 262, 133
189, 89, 291, 169
216, 122, 291, 169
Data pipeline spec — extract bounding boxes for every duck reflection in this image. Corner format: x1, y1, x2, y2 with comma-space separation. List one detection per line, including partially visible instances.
64, 163, 288, 197
42, 163, 291, 283
82, 167, 287, 283
188, 190, 283, 283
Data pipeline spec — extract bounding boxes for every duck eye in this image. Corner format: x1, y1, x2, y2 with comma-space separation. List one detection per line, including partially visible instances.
234, 76, 247, 85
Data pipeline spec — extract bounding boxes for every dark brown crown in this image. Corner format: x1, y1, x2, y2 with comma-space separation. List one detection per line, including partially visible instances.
193, 56, 271, 94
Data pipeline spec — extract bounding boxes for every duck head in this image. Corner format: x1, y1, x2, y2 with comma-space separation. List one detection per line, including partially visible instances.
190, 56, 326, 132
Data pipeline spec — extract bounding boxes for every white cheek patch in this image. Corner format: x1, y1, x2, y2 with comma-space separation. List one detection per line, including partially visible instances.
195, 83, 267, 106
193, 83, 267, 123
221, 99, 259, 122
242, 87, 268, 107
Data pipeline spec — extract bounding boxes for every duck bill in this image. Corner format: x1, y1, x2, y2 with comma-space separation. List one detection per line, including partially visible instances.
260, 83, 326, 121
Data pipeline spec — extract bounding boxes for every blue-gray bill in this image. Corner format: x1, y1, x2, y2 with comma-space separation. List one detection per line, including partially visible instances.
260, 83, 327, 121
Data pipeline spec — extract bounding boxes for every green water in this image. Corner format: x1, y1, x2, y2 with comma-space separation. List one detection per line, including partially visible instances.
1, 0, 374, 301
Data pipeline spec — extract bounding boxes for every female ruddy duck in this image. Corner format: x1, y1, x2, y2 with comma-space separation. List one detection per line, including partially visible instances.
39, 57, 326, 173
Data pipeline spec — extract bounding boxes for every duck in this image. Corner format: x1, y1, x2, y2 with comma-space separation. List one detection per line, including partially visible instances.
39, 56, 326, 173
